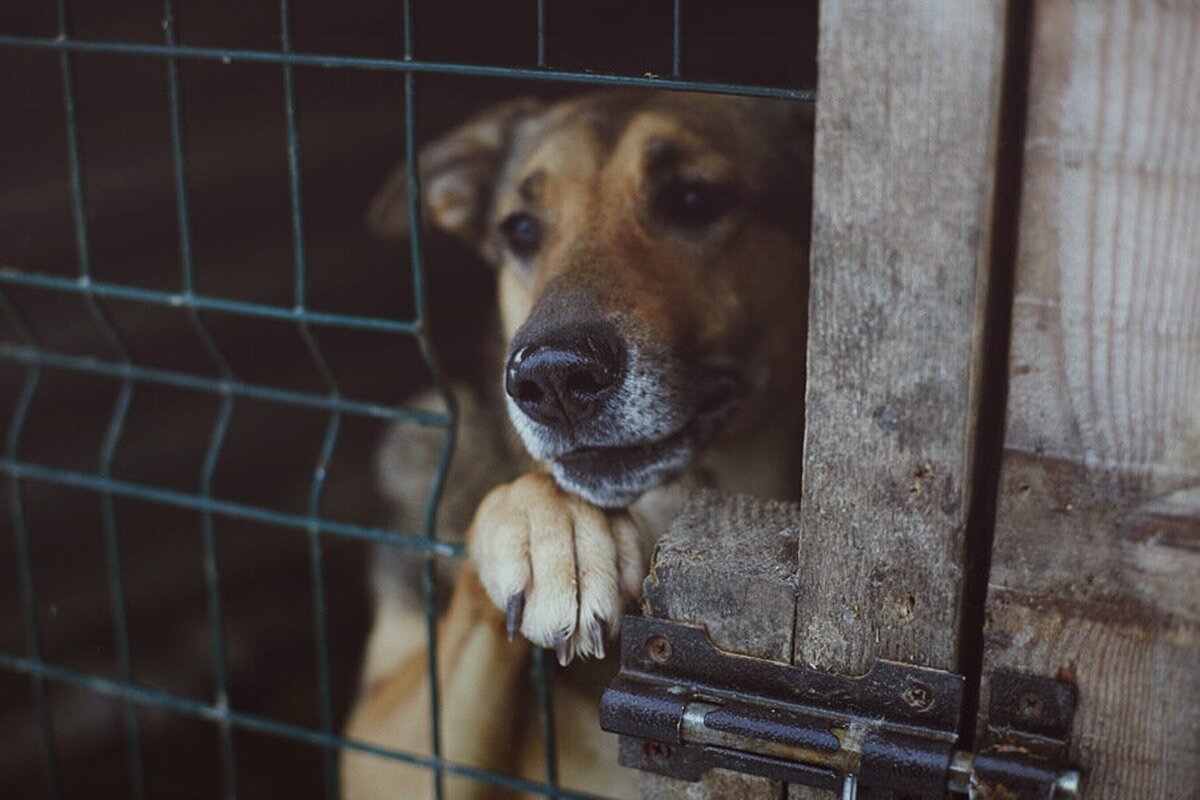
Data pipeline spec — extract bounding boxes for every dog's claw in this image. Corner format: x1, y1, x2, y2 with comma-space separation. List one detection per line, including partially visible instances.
505, 593, 525, 642
587, 616, 605, 660
553, 630, 572, 666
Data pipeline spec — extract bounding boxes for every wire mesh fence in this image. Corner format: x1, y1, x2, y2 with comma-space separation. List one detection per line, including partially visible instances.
0, 2, 814, 797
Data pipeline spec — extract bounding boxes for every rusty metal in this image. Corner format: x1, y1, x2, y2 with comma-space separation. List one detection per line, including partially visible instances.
601, 616, 1081, 797
972, 671, 1081, 799
601, 616, 962, 795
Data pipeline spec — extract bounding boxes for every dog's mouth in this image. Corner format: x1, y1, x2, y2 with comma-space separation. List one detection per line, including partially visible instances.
549, 373, 743, 508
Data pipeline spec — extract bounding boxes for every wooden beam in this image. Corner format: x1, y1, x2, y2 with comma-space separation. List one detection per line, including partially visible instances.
796, 0, 1007, 676
789, 3, 1010, 795
982, 1, 1200, 796
640, 491, 801, 799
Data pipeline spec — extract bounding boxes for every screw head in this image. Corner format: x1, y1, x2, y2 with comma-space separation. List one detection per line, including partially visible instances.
646, 635, 673, 664
1017, 691, 1045, 719
902, 682, 934, 712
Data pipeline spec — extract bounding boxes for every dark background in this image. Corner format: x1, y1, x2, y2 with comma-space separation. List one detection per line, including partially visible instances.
0, 2, 815, 797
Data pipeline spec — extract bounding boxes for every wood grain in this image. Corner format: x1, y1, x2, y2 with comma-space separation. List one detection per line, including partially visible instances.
982, 1, 1200, 797
795, 0, 1007, 679
640, 491, 801, 800
791, 4, 1009, 795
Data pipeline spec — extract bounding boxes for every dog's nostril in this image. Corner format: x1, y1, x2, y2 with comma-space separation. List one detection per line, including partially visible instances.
516, 379, 545, 404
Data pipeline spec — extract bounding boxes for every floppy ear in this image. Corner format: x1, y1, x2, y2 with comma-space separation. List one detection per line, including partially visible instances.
368, 97, 543, 246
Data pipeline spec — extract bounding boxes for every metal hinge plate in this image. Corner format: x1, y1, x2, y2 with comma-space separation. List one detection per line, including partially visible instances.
600, 616, 1079, 798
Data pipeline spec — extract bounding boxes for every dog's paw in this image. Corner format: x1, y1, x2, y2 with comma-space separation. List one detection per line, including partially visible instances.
469, 472, 644, 665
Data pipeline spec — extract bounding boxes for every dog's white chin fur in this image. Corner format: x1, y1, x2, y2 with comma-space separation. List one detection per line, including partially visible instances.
548, 442, 694, 508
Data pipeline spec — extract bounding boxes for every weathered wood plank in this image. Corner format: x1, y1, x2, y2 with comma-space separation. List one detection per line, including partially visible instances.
982, 2, 1200, 797
640, 491, 801, 800
795, 0, 1007, 690
791, 4, 1011, 794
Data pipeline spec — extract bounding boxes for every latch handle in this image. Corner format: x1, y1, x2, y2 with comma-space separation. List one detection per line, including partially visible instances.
601, 615, 1081, 798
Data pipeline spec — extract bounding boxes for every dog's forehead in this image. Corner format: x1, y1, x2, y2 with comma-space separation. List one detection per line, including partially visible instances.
508, 92, 772, 186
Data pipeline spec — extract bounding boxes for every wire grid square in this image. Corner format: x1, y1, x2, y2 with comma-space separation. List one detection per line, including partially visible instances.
0, 1, 815, 798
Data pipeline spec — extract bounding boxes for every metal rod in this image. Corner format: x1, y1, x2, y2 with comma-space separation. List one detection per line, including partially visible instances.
672, 0, 682, 77
280, 2, 342, 792
306, 412, 342, 800
0, 459, 465, 556
531, 649, 560, 792
55, 0, 145, 793
0, 34, 816, 101
0, 268, 422, 335
0, 344, 450, 427
0, 651, 610, 800
161, 0, 234, 383
1, 291, 59, 797
163, 0, 238, 790
97, 378, 147, 800
401, 2, 447, 794
680, 701, 1081, 798
198, 394, 239, 800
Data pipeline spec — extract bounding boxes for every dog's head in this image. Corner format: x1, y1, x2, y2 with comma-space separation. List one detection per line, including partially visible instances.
373, 91, 813, 508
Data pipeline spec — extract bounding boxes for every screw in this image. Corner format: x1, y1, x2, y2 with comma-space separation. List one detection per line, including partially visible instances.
643, 740, 671, 761
902, 682, 934, 712
1017, 691, 1045, 719
646, 635, 673, 664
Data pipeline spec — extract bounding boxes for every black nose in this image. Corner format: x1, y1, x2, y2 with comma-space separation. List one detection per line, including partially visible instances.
505, 322, 626, 428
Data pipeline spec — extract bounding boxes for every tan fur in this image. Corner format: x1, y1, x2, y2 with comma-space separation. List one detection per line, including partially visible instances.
344, 91, 812, 798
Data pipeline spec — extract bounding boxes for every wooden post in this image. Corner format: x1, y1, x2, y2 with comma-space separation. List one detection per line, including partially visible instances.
794, 16, 1010, 800
981, 2, 1200, 797
635, 1, 1012, 796
631, 1, 1197, 797
639, 491, 802, 799
796, 0, 1007, 677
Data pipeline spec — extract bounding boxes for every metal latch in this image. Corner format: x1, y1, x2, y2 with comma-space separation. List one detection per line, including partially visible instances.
600, 616, 1080, 798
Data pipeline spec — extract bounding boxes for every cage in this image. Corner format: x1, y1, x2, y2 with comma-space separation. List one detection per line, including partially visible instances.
0, 2, 818, 798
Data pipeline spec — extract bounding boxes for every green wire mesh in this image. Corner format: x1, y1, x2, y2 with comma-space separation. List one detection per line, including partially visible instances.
0, 2, 815, 798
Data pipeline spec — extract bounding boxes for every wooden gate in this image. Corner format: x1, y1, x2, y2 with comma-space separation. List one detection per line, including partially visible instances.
627, 1, 1199, 797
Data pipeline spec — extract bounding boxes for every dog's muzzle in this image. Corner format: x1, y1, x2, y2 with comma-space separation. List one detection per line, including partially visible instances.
504, 320, 627, 431
504, 315, 743, 509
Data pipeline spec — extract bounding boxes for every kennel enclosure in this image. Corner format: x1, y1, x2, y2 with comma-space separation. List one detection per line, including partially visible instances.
2, 1, 1198, 799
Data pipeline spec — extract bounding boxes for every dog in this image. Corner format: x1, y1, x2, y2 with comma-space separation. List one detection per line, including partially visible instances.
342, 89, 813, 799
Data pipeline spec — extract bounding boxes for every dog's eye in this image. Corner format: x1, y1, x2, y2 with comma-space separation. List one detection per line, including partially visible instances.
656, 179, 737, 229
499, 212, 542, 259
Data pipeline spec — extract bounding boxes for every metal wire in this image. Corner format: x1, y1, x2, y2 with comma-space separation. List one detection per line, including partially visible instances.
278, 1, 342, 794
53, 0, 148, 793
0, 652, 611, 800
0, 344, 450, 426
672, 0, 683, 77
0, 290, 60, 797
0, 6, 814, 797
0, 459, 463, 556
0, 268, 423, 335
0, 34, 817, 101
398, 6, 452, 797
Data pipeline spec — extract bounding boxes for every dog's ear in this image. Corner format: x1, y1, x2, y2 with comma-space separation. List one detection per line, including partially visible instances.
368, 97, 543, 246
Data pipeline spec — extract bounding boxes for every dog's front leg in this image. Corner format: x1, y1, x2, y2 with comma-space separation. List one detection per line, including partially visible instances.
343, 472, 640, 799
343, 562, 533, 800
471, 472, 645, 665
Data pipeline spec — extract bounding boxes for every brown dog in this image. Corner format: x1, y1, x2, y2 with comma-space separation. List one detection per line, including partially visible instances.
342, 90, 813, 799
